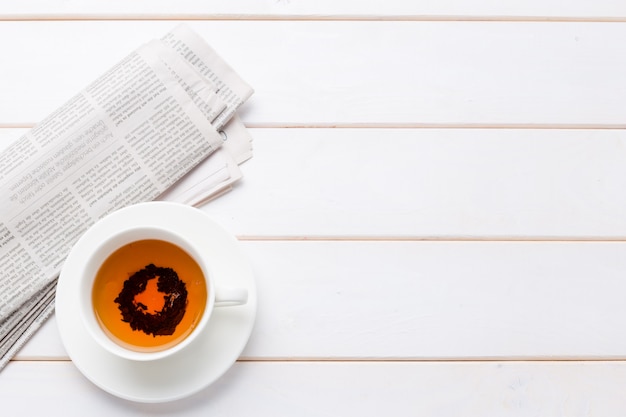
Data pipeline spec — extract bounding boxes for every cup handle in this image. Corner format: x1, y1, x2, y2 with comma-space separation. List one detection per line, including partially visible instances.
215, 286, 248, 307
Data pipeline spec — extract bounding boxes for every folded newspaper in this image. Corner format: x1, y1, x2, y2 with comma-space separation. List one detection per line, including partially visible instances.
0, 24, 254, 370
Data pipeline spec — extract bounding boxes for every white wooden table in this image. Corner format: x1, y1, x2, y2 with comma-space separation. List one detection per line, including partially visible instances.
3, 2, 626, 414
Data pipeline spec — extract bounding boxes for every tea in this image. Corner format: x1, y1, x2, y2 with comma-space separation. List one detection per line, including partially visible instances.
92, 239, 207, 352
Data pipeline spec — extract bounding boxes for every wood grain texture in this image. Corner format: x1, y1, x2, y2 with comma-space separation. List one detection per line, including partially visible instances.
3, 361, 626, 416
16, 240, 626, 360
4, 127, 626, 239
6, 129, 626, 240
2, 1, 626, 20
202, 128, 626, 239
2, 3, 626, 412
1, 21, 626, 126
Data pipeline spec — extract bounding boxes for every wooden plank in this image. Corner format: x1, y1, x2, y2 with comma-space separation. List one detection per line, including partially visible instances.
4, 127, 626, 239
2, 0, 626, 20
1, 21, 626, 126
3, 360, 626, 414
16, 240, 626, 360
202, 128, 626, 239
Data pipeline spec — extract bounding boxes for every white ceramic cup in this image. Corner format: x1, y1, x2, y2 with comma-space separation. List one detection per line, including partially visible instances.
78, 226, 248, 361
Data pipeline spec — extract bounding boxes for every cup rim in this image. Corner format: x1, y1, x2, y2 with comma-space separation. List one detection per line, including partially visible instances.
79, 225, 214, 362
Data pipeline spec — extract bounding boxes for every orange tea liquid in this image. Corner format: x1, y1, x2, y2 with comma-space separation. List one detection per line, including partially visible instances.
92, 239, 207, 352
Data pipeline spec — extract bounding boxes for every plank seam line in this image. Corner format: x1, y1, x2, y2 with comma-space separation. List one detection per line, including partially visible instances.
2, 15, 626, 23
11, 357, 626, 363
4, 123, 626, 131
237, 357, 626, 363
236, 236, 626, 243
245, 123, 626, 130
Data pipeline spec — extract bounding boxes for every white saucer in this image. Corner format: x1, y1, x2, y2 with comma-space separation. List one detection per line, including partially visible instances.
55, 202, 257, 403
